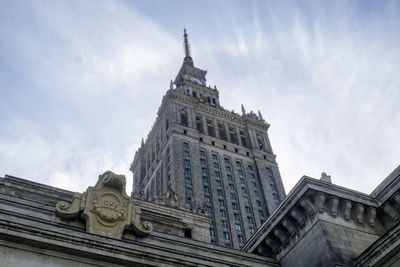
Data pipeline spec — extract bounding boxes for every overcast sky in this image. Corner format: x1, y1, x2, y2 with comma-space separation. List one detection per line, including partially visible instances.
1, 0, 399, 195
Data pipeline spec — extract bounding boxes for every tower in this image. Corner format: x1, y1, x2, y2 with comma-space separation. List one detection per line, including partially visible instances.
130, 30, 286, 249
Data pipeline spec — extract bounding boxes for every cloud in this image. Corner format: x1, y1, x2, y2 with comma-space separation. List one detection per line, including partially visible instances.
198, 1, 400, 193
0, 0, 399, 196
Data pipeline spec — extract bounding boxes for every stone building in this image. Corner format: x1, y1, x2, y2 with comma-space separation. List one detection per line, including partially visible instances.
1, 29, 400, 266
130, 29, 286, 249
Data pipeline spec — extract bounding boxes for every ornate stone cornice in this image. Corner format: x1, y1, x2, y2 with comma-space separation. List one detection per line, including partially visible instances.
241, 174, 395, 258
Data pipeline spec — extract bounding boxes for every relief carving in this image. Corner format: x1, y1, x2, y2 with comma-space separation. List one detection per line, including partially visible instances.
56, 171, 153, 239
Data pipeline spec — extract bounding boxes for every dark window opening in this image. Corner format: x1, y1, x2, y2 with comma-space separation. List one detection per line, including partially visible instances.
184, 228, 192, 238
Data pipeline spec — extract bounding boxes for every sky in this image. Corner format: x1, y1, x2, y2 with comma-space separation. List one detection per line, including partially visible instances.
0, 0, 399, 195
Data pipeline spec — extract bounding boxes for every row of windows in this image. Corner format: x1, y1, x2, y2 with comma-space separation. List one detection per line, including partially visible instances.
209, 229, 245, 243
184, 143, 193, 207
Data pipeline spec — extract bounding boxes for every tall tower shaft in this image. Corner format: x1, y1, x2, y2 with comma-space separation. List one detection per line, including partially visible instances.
130, 30, 285, 249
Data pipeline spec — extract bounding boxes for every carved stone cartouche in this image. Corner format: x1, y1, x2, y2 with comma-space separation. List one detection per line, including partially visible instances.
56, 171, 153, 239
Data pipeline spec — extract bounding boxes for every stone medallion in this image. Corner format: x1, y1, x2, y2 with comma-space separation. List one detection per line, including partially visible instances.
56, 171, 152, 239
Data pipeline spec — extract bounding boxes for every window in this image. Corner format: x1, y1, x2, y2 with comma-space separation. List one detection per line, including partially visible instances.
184, 151, 190, 157
224, 243, 231, 248
245, 207, 251, 213
202, 167, 207, 174
232, 203, 238, 210
218, 200, 225, 206
223, 144, 227, 150
242, 187, 247, 194
204, 196, 211, 203
212, 154, 218, 160
223, 232, 230, 240
217, 190, 223, 196
186, 198, 192, 205
238, 170, 243, 176
220, 210, 226, 217
224, 158, 230, 164
273, 193, 279, 200
212, 141, 215, 146
185, 159, 190, 166
186, 188, 193, 195
185, 169, 191, 175
227, 175, 233, 181
230, 193, 236, 200
226, 166, 231, 172
235, 224, 241, 231
200, 137, 203, 142
204, 186, 209, 193
251, 181, 257, 187
249, 173, 255, 179
234, 214, 240, 220
240, 178, 245, 184
215, 171, 220, 177
258, 210, 264, 216
236, 161, 242, 167
206, 206, 212, 213
246, 152, 250, 156
248, 217, 253, 224
268, 175, 274, 181
203, 176, 209, 183
250, 228, 255, 235
275, 202, 280, 207
229, 184, 234, 190
254, 191, 259, 197
270, 184, 277, 191
238, 235, 244, 243
213, 162, 219, 168
210, 229, 215, 236
211, 240, 216, 245
235, 148, 238, 153
266, 167, 271, 174
184, 142, 189, 149
248, 165, 253, 171
186, 177, 192, 185
256, 200, 261, 207
200, 150, 205, 157
221, 221, 228, 228
243, 197, 249, 203
200, 159, 206, 165
216, 180, 222, 186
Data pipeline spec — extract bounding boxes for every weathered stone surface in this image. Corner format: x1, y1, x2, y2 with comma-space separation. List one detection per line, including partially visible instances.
56, 171, 152, 238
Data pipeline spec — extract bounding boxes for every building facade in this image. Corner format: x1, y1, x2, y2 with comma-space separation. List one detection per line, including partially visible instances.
130, 30, 286, 249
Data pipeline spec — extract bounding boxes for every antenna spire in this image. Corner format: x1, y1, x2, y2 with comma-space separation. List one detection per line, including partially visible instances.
183, 28, 191, 58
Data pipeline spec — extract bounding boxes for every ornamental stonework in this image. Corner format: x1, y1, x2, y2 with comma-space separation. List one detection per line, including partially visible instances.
56, 171, 152, 239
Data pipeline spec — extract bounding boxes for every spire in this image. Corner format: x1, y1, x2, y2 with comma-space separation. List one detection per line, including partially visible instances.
241, 104, 246, 115
183, 28, 191, 59
258, 110, 263, 120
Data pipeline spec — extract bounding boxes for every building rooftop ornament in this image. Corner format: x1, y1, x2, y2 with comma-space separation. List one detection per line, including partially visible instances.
56, 171, 153, 238
183, 28, 191, 59
320, 172, 332, 183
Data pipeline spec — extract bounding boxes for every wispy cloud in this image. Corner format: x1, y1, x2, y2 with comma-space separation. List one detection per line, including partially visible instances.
0, 0, 399, 195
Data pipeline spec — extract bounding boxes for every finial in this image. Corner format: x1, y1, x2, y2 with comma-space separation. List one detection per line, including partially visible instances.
320, 172, 332, 183
241, 104, 246, 115
258, 110, 263, 120
170, 80, 174, 89
141, 138, 144, 146
213, 85, 217, 90
183, 28, 191, 58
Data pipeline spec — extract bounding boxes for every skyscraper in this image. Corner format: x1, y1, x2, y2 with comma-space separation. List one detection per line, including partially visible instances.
130, 30, 286, 249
